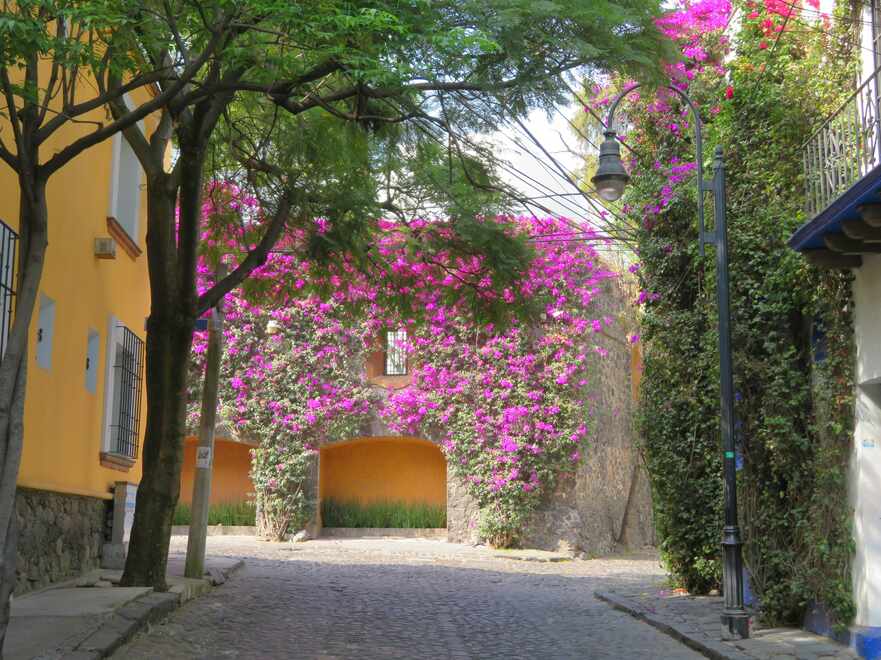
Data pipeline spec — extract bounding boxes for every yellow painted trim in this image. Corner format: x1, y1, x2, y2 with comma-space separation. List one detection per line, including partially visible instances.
17, 480, 114, 501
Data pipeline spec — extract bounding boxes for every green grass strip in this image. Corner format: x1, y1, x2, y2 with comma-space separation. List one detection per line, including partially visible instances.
172, 500, 256, 526
321, 498, 446, 529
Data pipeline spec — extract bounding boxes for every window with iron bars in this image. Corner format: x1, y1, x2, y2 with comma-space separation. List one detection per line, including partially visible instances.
0, 220, 18, 361
384, 329, 408, 376
109, 326, 144, 459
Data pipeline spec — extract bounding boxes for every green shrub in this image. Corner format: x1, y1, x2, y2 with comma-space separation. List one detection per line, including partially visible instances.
172, 500, 257, 526
321, 498, 446, 529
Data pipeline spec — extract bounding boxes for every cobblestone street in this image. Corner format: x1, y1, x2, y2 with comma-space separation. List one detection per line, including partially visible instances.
113, 537, 703, 659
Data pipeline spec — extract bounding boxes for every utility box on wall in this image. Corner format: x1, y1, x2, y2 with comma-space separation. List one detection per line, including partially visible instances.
101, 481, 138, 569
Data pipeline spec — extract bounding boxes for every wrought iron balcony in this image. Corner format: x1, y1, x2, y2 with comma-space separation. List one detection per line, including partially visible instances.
803, 69, 881, 219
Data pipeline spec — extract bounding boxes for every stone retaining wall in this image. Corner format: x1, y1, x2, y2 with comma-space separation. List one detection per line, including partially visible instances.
521, 274, 655, 555
14, 487, 107, 595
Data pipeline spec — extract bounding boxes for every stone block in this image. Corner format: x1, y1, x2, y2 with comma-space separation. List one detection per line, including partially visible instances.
100, 543, 126, 570
137, 591, 181, 615
78, 615, 141, 654
60, 651, 102, 660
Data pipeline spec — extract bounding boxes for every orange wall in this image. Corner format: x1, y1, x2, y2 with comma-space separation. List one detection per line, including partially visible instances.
319, 437, 446, 506
179, 437, 255, 505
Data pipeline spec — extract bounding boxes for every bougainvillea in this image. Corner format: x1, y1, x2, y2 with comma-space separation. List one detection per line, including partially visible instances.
579, 0, 857, 625
202, 296, 377, 541
189, 193, 620, 545
188, 186, 378, 540
382, 217, 617, 545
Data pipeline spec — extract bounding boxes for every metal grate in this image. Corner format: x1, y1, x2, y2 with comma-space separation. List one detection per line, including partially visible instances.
802, 65, 881, 219
384, 329, 408, 376
110, 326, 144, 459
0, 220, 18, 361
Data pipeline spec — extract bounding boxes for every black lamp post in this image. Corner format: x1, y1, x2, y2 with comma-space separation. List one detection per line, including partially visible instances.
593, 84, 750, 641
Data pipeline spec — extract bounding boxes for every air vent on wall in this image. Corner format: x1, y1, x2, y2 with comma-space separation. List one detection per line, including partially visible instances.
94, 237, 117, 259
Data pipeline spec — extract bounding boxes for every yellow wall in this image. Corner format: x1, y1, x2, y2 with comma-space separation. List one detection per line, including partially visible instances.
319, 437, 446, 506
179, 437, 255, 505
1, 81, 153, 500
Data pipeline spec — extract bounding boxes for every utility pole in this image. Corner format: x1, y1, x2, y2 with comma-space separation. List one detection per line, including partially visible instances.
185, 265, 226, 579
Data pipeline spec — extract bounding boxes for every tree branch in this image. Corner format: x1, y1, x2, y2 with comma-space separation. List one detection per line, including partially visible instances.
197, 192, 293, 314
39, 19, 232, 177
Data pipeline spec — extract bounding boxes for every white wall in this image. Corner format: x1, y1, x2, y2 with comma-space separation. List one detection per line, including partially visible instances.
861, 2, 877, 85
851, 254, 881, 627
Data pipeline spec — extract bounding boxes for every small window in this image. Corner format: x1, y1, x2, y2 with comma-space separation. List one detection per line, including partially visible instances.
103, 323, 144, 460
108, 132, 143, 243
85, 329, 100, 394
36, 294, 55, 371
384, 329, 408, 376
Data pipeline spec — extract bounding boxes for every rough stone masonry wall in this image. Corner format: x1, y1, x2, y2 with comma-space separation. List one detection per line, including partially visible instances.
14, 487, 107, 594
521, 275, 655, 555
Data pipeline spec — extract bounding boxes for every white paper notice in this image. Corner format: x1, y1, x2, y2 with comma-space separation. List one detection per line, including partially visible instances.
195, 446, 212, 469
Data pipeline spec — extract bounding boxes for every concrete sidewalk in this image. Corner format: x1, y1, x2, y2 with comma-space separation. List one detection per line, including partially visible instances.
6, 554, 242, 660
596, 588, 859, 660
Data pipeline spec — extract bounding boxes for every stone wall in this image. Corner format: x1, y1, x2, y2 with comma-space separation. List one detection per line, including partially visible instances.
306, 273, 655, 553
446, 472, 480, 544
521, 274, 655, 554
14, 487, 107, 594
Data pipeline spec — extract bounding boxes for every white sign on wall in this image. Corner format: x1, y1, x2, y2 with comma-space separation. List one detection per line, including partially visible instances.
195, 446, 212, 469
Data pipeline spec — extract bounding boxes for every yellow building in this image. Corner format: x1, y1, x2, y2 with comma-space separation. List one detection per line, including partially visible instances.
2, 101, 152, 593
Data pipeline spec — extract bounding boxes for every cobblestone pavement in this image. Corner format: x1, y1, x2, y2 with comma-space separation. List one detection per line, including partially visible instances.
113, 537, 704, 660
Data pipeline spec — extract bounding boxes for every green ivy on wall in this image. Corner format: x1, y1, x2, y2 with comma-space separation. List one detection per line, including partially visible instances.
618, 0, 859, 626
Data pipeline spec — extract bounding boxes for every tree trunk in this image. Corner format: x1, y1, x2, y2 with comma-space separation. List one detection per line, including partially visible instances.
121, 134, 206, 588
120, 180, 198, 589
0, 178, 49, 655
119, 310, 195, 589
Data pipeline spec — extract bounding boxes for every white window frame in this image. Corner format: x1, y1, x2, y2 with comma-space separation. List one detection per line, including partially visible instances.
36, 293, 55, 371
107, 101, 144, 245
85, 329, 100, 394
384, 329, 408, 376
100, 316, 143, 459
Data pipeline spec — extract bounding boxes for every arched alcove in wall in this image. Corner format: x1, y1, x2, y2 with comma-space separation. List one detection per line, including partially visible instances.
319, 436, 447, 513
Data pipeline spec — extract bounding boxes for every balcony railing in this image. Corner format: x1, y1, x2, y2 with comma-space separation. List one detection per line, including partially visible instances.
803, 68, 881, 219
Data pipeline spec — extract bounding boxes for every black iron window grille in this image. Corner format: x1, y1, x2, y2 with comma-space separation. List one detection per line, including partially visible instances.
110, 326, 144, 459
0, 220, 18, 361
384, 329, 408, 376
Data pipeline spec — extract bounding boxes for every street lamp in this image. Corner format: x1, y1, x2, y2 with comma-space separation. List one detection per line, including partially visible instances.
593, 84, 750, 641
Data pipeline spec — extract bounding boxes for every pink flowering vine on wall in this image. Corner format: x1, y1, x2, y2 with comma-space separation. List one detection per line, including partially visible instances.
189, 187, 621, 544
380, 217, 617, 546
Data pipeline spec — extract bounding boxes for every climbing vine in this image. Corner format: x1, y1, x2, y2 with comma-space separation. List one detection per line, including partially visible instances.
582, 0, 858, 624
382, 217, 620, 546
188, 205, 619, 546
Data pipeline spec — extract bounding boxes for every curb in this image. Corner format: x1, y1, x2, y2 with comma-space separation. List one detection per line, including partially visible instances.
594, 591, 754, 660
60, 560, 244, 659
493, 554, 572, 563
170, 525, 257, 536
